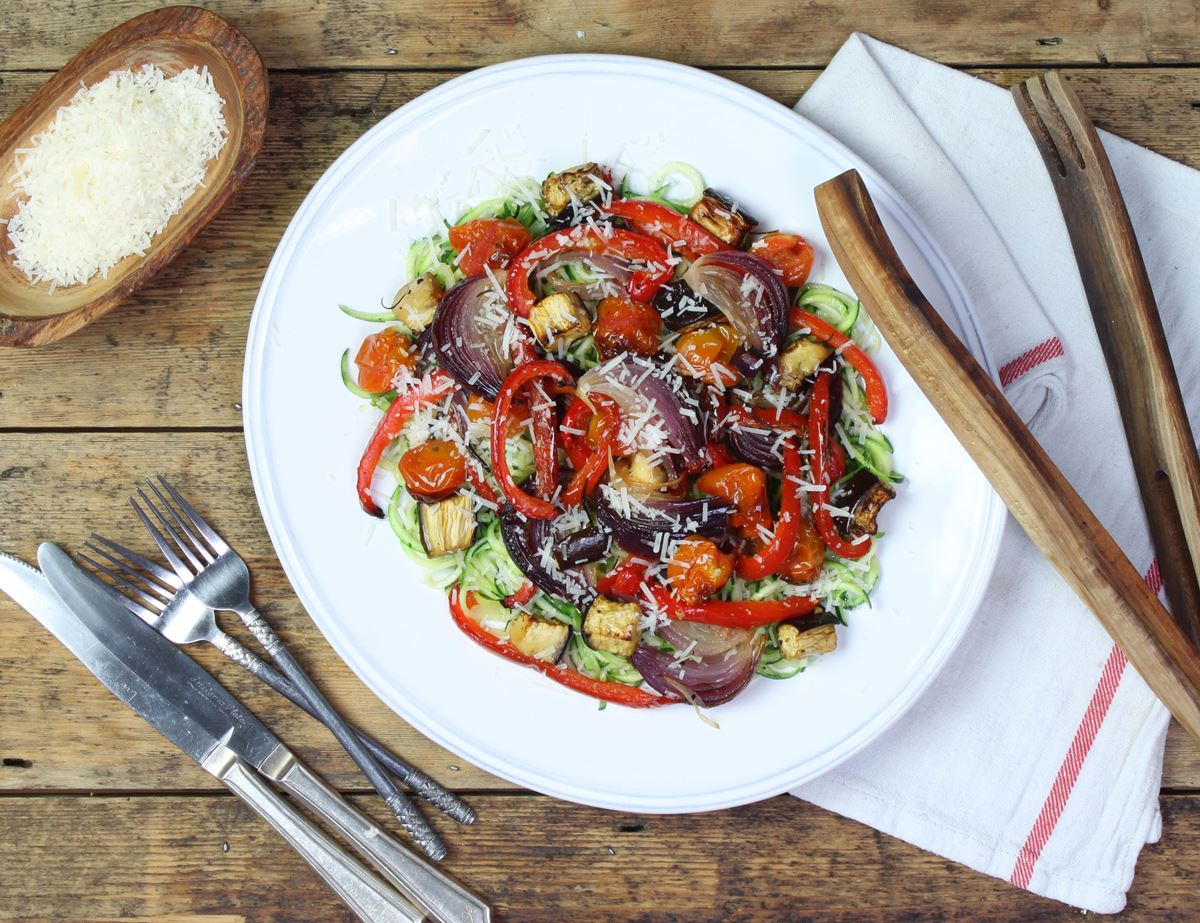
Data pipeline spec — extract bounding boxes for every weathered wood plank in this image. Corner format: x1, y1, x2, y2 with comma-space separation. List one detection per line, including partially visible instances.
1, 432, 1197, 792
2, 67, 1199, 429
2, 0, 1199, 70
1, 792, 1198, 921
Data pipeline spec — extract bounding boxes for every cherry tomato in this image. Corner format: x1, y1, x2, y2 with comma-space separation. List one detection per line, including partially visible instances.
696, 463, 770, 537
449, 218, 532, 276
674, 323, 739, 388
593, 295, 663, 360
780, 516, 825, 585
466, 394, 530, 437
354, 327, 416, 393
399, 439, 467, 501
751, 232, 815, 287
667, 535, 734, 605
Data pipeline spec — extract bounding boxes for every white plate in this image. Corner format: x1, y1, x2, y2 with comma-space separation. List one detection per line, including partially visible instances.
244, 54, 1005, 813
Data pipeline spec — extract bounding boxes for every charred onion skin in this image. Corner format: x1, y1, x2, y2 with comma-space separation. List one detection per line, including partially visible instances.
594, 487, 733, 557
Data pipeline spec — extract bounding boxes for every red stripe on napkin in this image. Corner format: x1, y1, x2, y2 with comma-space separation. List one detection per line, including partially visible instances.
1008, 560, 1162, 889
998, 337, 1065, 387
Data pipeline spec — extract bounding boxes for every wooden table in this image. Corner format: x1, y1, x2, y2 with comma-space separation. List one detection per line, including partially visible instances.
2, 3, 1198, 919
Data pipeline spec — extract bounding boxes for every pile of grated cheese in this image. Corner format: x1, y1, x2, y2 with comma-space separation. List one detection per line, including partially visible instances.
3, 64, 228, 290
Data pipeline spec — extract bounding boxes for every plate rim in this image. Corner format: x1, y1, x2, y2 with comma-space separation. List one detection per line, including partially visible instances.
243, 52, 1006, 813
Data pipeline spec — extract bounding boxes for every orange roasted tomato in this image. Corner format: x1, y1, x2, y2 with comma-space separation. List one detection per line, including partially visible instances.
398, 439, 467, 501
465, 394, 531, 438
696, 463, 770, 537
779, 516, 825, 585
593, 295, 663, 360
674, 322, 740, 388
354, 327, 416, 393
751, 232, 815, 288
448, 218, 532, 276
667, 535, 734, 605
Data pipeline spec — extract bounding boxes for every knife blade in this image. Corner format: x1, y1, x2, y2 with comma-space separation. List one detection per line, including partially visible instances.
0, 547, 423, 923
27, 545, 488, 923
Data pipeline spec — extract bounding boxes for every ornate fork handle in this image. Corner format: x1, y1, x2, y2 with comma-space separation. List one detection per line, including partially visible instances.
212, 629, 475, 823
232, 602, 447, 860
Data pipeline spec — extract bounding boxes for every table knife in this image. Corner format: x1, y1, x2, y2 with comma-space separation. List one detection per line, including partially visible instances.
3, 545, 489, 923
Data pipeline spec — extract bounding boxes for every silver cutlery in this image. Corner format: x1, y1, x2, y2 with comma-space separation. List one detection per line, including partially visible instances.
0, 547, 422, 923
125, 474, 446, 860
79, 530, 475, 826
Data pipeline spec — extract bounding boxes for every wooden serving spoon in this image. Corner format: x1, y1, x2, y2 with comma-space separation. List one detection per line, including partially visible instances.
814, 168, 1200, 742
0, 6, 267, 347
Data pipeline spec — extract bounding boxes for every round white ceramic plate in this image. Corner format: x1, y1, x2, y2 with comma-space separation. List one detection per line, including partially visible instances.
244, 54, 1005, 813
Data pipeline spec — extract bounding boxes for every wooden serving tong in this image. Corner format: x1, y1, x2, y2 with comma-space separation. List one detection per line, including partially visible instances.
813, 169, 1200, 742
1012, 72, 1200, 652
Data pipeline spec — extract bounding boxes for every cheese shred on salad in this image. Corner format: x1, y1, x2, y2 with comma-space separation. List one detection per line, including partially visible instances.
340, 162, 900, 711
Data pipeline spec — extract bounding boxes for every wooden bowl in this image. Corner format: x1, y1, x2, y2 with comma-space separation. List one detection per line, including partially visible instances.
0, 6, 267, 347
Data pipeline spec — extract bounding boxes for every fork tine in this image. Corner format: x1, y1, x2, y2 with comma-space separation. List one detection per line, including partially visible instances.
155, 475, 230, 554
136, 486, 205, 573
130, 493, 196, 581
76, 552, 164, 623
83, 540, 175, 602
145, 478, 216, 565
88, 533, 182, 589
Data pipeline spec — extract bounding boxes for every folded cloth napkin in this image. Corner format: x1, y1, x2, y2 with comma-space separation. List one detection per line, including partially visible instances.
789, 34, 1200, 913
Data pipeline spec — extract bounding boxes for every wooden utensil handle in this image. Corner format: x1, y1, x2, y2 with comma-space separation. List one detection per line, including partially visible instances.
1013, 72, 1200, 650
814, 168, 1200, 741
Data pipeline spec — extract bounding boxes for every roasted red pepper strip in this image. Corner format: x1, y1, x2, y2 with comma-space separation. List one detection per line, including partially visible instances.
562, 393, 619, 507
529, 382, 559, 500
492, 360, 574, 519
790, 308, 888, 423
653, 585, 818, 628
502, 581, 537, 608
749, 405, 808, 431
560, 397, 592, 471
505, 225, 673, 317
597, 557, 652, 602
600, 559, 817, 627
465, 464, 500, 506
809, 370, 870, 559
356, 370, 456, 517
603, 198, 729, 261
449, 588, 676, 708
735, 439, 803, 580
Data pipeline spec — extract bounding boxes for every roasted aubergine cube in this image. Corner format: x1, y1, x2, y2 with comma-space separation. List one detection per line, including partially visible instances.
529, 291, 591, 350
541, 162, 607, 216
583, 597, 642, 658
688, 188, 757, 248
848, 479, 896, 537
778, 622, 837, 660
507, 613, 571, 663
418, 493, 476, 557
391, 272, 443, 333
777, 337, 833, 390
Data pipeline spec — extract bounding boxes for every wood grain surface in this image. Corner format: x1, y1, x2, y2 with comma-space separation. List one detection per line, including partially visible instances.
3, 3, 1200, 919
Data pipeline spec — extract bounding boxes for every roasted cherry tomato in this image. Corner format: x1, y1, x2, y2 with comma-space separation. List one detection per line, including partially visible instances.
399, 439, 467, 501
667, 535, 734, 605
696, 463, 770, 536
751, 232, 815, 287
674, 323, 739, 388
593, 295, 663, 359
448, 218, 532, 276
466, 394, 530, 437
354, 327, 416, 393
780, 516, 825, 585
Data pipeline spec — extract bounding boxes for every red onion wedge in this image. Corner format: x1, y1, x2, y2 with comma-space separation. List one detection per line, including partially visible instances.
432, 275, 530, 399
683, 251, 788, 359
577, 355, 707, 470
594, 484, 732, 556
499, 503, 596, 607
632, 626, 764, 707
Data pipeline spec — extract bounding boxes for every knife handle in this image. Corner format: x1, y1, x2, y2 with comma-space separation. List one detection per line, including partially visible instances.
260, 745, 491, 923
203, 744, 424, 923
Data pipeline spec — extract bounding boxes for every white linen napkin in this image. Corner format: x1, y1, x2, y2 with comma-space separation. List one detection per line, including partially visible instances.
788, 34, 1200, 913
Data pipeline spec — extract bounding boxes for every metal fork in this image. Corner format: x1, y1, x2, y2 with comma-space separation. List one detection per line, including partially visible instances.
118, 475, 447, 861
80, 532, 475, 826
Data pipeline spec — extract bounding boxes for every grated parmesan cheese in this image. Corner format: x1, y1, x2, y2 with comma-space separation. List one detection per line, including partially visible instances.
5, 64, 228, 288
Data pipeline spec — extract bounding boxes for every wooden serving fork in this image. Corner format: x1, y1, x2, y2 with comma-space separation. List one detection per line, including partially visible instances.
1013, 72, 1200, 651
813, 169, 1200, 742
